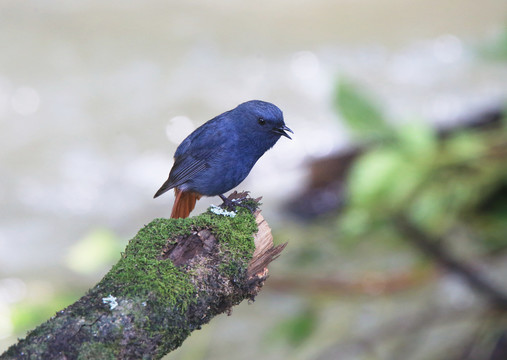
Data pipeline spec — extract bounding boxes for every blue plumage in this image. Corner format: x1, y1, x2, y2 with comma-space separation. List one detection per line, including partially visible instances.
154, 100, 292, 218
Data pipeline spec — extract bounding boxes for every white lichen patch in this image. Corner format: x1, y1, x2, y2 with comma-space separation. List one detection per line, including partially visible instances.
102, 294, 118, 310
210, 204, 237, 217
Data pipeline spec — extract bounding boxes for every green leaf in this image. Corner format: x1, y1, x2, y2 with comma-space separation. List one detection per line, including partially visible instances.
334, 79, 390, 139
395, 122, 437, 159
347, 148, 404, 207
445, 131, 488, 162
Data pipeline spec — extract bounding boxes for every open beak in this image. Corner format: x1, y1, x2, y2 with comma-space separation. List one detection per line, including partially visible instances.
273, 125, 294, 139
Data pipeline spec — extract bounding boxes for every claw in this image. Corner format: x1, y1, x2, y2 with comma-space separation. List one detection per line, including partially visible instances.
218, 193, 258, 214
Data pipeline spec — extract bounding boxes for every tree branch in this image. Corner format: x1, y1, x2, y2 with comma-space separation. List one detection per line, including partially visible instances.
394, 215, 507, 310
1, 193, 286, 360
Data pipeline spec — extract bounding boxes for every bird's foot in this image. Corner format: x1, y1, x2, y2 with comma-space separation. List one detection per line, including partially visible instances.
219, 194, 236, 211
219, 193, 259, 214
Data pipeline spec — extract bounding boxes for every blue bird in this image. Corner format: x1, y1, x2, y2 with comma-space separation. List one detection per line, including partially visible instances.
154, 100, 293, 218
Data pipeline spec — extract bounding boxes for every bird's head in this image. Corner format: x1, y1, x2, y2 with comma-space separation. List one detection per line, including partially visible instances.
233, 100, 293, 144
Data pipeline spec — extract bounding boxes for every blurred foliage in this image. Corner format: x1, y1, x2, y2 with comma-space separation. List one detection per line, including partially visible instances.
334, 79, 390, 141
335, 79, 507, 252
65, 228, 124, 275
265, 307, 317, 347
480, 25, 507, 61
266, 80, 507, 358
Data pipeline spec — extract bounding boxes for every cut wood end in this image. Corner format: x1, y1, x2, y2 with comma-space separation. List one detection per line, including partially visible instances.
224, 192, 287, 284
252, 211, 273, 259
247, 211, 287, 280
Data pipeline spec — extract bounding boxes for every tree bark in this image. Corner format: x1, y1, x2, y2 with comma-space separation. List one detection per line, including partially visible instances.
1, 193, 285, 360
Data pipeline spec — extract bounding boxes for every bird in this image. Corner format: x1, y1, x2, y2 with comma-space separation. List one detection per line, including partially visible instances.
154, 100, 293, 218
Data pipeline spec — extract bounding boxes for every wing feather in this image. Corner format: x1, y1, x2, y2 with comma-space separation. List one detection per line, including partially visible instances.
154, 113, 232, 198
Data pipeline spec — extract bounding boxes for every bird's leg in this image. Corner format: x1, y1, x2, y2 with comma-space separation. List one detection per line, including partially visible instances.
218, 194, 257, 213
219, 194, 235, 210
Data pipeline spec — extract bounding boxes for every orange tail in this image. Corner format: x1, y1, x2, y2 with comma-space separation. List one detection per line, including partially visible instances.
171, 188, 202, 219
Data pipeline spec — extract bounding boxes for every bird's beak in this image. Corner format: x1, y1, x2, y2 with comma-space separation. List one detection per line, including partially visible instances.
273, 125, 294, 139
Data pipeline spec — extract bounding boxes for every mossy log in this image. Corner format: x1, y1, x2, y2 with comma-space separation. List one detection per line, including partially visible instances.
1, 193, 286, 360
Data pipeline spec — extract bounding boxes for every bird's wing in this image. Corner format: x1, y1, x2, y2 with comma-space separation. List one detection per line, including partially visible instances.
155, 113, 237, 197
169, 116, 230, 184
166, 150, 214, 188
153, 147, 218, 198
154, 115, 234, 198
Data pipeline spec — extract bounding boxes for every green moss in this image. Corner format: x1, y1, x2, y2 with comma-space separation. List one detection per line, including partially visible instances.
198, 207, 257, 260
177, 206, 258, 277
99, 217, 196, 311
0, 204, 260, 360
98, 205, 258, 310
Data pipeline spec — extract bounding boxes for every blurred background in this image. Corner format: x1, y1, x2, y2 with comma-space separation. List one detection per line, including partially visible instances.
1, 1, 507, 359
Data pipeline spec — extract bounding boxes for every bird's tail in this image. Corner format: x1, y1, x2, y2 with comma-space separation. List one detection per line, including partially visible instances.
171, 188, 202, 219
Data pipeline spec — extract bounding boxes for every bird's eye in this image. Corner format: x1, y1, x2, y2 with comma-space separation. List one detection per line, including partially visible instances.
258, 118, 266, 125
